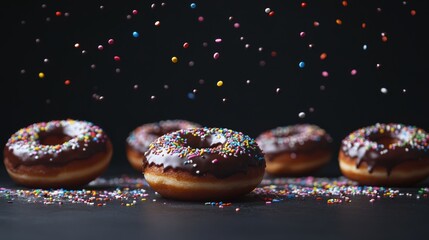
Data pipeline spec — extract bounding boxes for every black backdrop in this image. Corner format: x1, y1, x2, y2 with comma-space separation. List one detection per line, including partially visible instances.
1, 0, 428, 174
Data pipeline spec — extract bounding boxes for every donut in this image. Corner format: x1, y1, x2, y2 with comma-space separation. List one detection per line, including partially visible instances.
143, 127, 266, 201
3, 119, 113, 188
256, 124, 333, 176
339, 123, 429, 186
126, 120, 201, 172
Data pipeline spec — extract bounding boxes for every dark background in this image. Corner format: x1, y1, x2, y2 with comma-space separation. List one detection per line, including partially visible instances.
1, 1, 429, 239
1, 0, 428, 175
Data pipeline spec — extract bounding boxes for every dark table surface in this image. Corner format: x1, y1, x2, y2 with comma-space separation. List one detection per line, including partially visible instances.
1, 160, 429, 240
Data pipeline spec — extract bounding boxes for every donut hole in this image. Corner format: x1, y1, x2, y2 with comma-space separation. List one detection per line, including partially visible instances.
183, 134, 224, 149
369, 135, 399, 147
40, 133, 72, 145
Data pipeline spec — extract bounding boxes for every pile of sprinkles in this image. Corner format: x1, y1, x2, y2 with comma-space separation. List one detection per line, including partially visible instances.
1, 176, 428, 207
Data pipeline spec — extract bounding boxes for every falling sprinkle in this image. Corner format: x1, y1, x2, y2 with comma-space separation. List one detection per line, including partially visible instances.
64, 79, 71, 85
320, 53, 327, 60
381, 88, 388, 94
38, 72, 45, 79
108, 39, 115, 45
183, 42, 189, 48
298, 61, 305, 68
322, 71, 329, 77
298, 112, 306, 118
171, 56, 178, 63
187, 93, 195, 100
217, 81, 223, 87
351, 69, 357, 75
213, 52, 220, 60
190, 3, 197, 9
132, 31, 139, 38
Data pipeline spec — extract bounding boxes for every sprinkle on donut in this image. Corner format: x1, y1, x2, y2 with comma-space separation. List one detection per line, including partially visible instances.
144, 127, 265, 178
5, 119, 109, 166
256, 124, 333, 154
341, 123, 429, 174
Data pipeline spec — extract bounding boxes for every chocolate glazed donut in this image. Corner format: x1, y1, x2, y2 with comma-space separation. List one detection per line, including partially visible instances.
3, 119, 113, 188
143, 127, 266, 201
256, 124, 333, 176
339, 123, 429, 186
126, 120, 201, 171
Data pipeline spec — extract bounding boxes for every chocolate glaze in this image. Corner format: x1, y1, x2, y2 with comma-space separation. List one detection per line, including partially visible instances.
341, 123, 429, 175
144, 128, 265, 178
256, 124, 333, 161
4, 120, 109, 167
